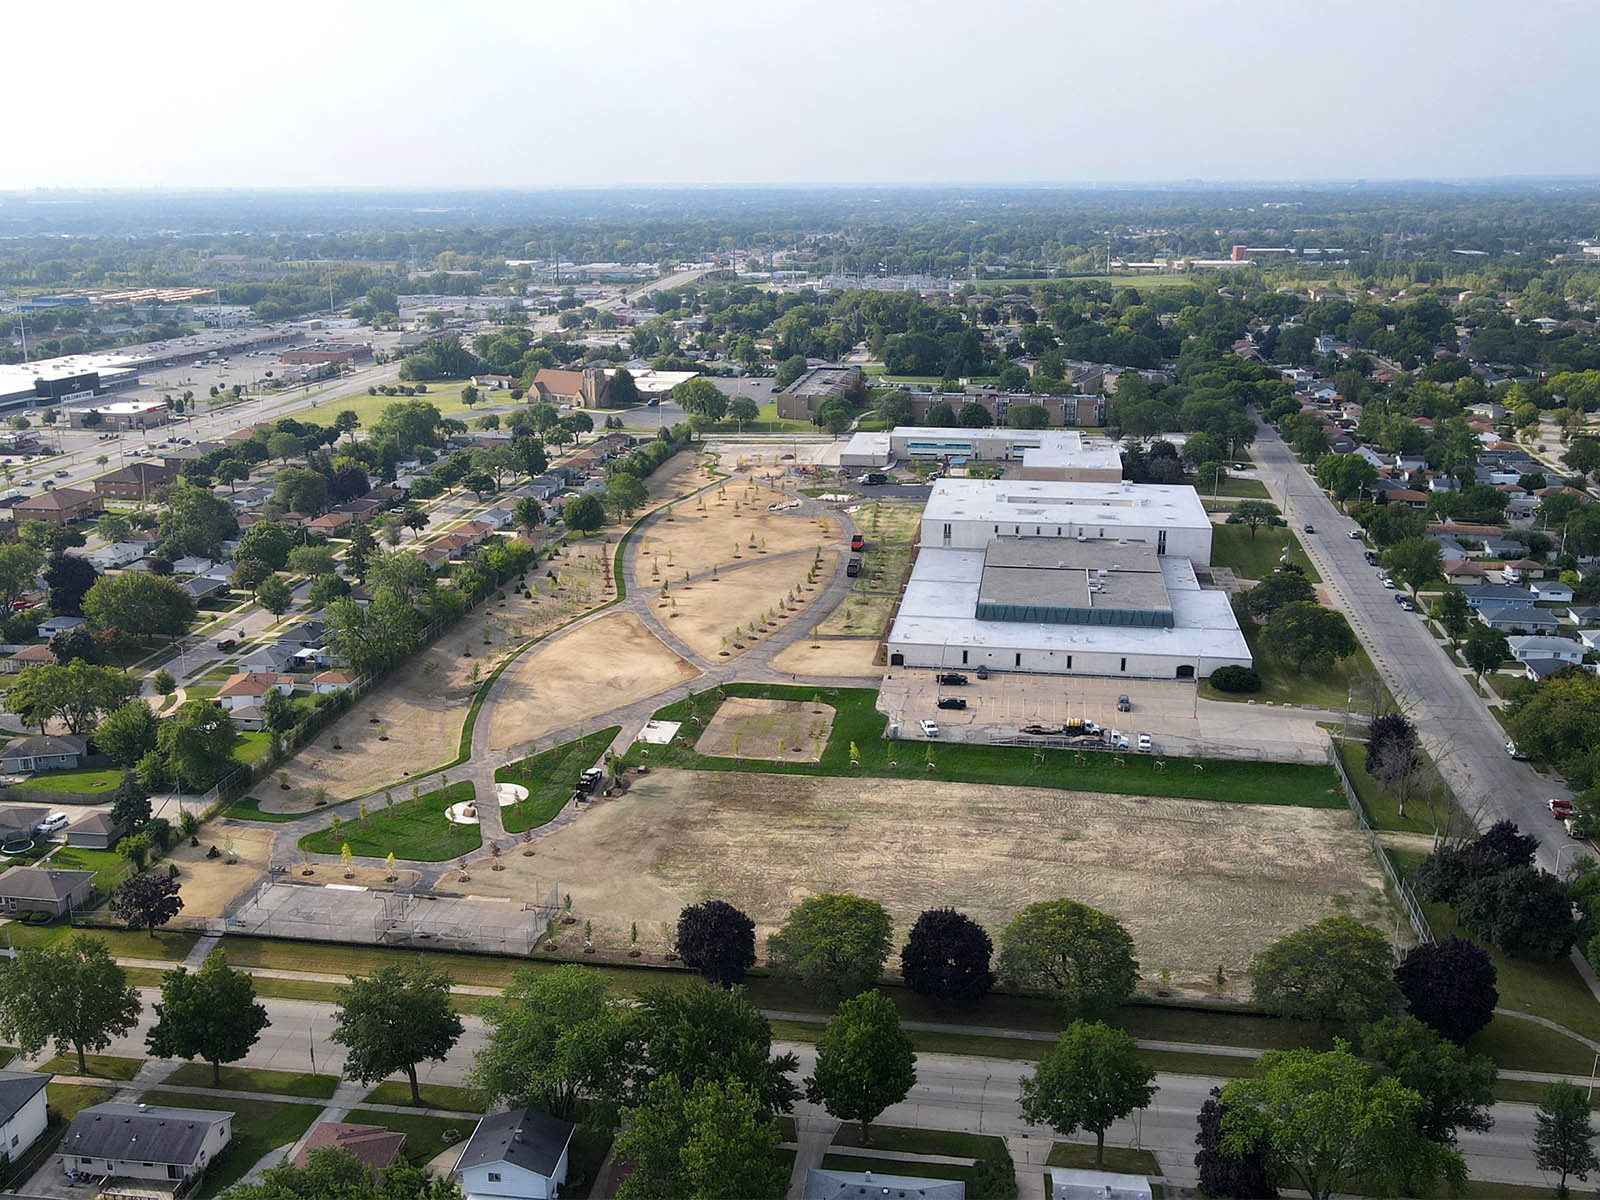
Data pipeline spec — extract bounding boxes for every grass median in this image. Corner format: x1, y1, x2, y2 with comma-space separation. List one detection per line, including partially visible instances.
496, 727, 621, 834
298, 780, 479, 861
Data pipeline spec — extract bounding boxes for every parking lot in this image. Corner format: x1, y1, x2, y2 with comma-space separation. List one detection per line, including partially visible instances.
877, 667, 1330, 763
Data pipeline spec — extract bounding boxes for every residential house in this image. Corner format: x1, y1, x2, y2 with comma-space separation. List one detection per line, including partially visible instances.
293, 1122, 406, 1179
182, 576, 229, 602
417, 546, 451, 572
0, 865, 95, 917
1504, 558, 1552, 580
1524, 657, 1580, 681
36, 615, 86, 639
228, 705, 266, 732
1443, 559, 1490, 584
455, 1108, 575, 1200
162, 441, 225, 471
1395, 455, 1426, 473
93, 461, 176, 501
1355, 447, 1386, 469
1567, 606, 1600, 627
1533, 580, 1576, 603
479, 505, 515, 530
281, 619, 328, 648
803, 1170, 965, 1200
0, 806, 49, 844
0, 1070, 51, 1165
1429, 535, 1470, 562
59, 1102, 232, 1188
0, 734, 88, 773
1378, 487, 1428, 509
217, 673, 295, 712
1508, 635, 1587, 666
170, 556, 215, 576
13, 487, 101, 527
87, 542, 148, 570
65, 810, 126, 850
1481, 535, 1526, 559
240, 643, 298, 674
1044, 1167, 1151, 1200
3, 643, 54, 673
1478, 604, 1561, 634
306, 511, 353, 535
1464, 584, 1538, 610
314, 670, 358, 694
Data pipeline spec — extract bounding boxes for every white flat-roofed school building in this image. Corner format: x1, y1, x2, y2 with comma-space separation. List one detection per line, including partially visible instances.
839, 427, 1123, 481
887, 479, 1250, 680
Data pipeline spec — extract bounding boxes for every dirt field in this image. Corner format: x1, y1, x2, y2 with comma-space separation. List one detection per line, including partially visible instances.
769, 637, 882, 678
657, 551, 837, 660
464, 768, 1390, 993
632, 481, 831, 587
694, 697, 835, 762
482, 611, 697, 759
164, 824, 275, 918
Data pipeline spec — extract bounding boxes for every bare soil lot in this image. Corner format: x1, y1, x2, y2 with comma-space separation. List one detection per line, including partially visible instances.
695, 697, 836, 762
471, 767, 1389, 993
769, 637, 882, 678
163, 824, 275, 918
482, 612, 697, 759
659, 551, 836, 660
633, 482, 830, 586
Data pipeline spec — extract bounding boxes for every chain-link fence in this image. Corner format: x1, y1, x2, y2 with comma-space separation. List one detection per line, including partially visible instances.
1329, 740, 1434, 946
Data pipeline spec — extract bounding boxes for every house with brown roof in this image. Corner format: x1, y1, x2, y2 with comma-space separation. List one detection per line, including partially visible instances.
530, 367, 611, 408
314, 670, 359, 694
3, 643, 55, 673
93, 461, 176, 500
306, 511, 354, 534
217, 673, 295, 711
1443, 559, 1489, 584
293, 1123, 406, 1178
13, 487, 101, 527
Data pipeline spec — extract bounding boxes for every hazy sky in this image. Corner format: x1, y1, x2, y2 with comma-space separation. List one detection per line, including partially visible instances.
8, 0, 1597, 189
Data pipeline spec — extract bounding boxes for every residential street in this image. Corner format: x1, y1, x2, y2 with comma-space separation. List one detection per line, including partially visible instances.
1250, 420, 1576, 873
10, 990, 1560, 1190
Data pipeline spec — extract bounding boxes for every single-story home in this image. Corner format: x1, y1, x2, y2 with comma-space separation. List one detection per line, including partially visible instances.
227, 704, 266, 732
218, 672, 295, 711
417, 547, 451, 572
240, 643, 299, 674
88, 542, 148, 570
281, 620, 327, 648
4, 643, 56, 673
60, 1102, 232, 1187
1464, 584, 1538, 610
65, 811, 127, 850
1478, 604, 1562, 634
170, 556, 215, 576
1044, 1167, 1150, 1200
36, 615, 86, 639
1508, 635, 1587, 666
0, 734, 88, 773
1533, 580, 1576, 603
306, 511, 353, 535
182, 576, 230, 602
0, 806, 49, 845
313, 670, 358, 694
0, 1069, 52, 1165
1443, 559, 1489, 584
804, 1169, 966, 1200
1524, 657, 1580, 681
456, 1108, 575, 1200
293, 1122, 405, 1179
0, 865, 95, 917
1568, 606, 1600, 627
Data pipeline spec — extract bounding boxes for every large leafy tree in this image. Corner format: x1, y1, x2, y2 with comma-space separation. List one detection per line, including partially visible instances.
1380, 537, 1444, 596
629, 983, 799, 1115
1263, 601, 1358, 674
235, 520, 295, 570
899, 907, 995, 1008
0, 540, 43, 610
469, 964, 628, 1120
1394, 937, 1498, 1045
998, 898, 1139, 1017
324, 590, 424, 677
1248, 915, 1400, 1027
1231, 499, 1279, 539
157, 699, 241, 790
1506, 668, 1600, 771
45, 550, 100, 615
676, 900, 756, 987
112, 871, 184, 937
146, 948, 270, 1084
1020, 1020, 1155, 1169
805, 991, 917, 1145
4, 660, 139, 734
673, 377, 728, 421
1358, 1016, 1495, 1148
1462, 624, 1511, 681
1219, 1043, 1466, 1200
331, 962, 463, 1105
1241, 570, 1314, 620
83, 572, 197, 640
96, 701, 160, 766
0, 935, 141, 1072
1534, 1081, 1600, 1196
1457, 864, 1576, 959
1195, 1086, 1278, 1199
767, 893, 893, 1002
614, 1076, 788, 1200
154, 481, 238, 559
234, 1146, 463, 1200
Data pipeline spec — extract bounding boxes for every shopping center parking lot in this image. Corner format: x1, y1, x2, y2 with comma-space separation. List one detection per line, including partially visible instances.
878, 668, 1331, 763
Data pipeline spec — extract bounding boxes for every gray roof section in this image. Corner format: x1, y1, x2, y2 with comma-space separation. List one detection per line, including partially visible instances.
0, 805, 49, 835
0, 866, 95, 901
66, 811, 122, 837
457, 1108, 574, 1178
61, 1103, 231, 1165
2, 735, 87, 758
803, 1169, 965, 1200
0, 1070, 51, 1126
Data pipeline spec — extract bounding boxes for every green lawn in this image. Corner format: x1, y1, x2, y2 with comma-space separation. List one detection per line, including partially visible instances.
44, 844, 134, 892
621, 684, 1343, 809
344, 1107, 478, 1164
236, 731, 275, 765
137, 1088, 322, 1200
12, 765, 123, 798
1207, 476, 1272, 499
225, 793, 300, 822
831, 1125, 1007, 1156
364, 1079, 481, 1111
312, 380, 478, 429
40, 1052, 144, 1080
1332, 738, 1458, 835
162, 1063, 339, 1099
1211, 522, 1321, 582
298, 780, 481, 862
0, 923, 198, 960
496, 727, 621, 834
1200, 619, 1381, 709
1045, 1141, 1161, 1175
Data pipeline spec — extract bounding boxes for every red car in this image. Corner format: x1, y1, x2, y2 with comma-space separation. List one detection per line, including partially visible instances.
216, 638, 237, 652
1549, 798, 1574, 820
850, 534, 865, 551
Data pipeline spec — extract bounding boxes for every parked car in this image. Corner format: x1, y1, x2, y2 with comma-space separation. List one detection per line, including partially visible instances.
1549, 798, 1575, 819
36, 812, 69, 833
850, 533, 865, 552
1116, 693, 1131, 712
1506, 740, 1527, 760
936, 672, 968, 686
975, 664, 989, 679
919, 719, 940, 738
937, 696, 967, 710
1347, 529, 1361, 539
54, 469, 68, 478
1397, 596, 1415, 611
1136, 733, 1153, 753
1364, 550, 1379, 565
1381, 576, 1396, 589
216, 638, 237, 651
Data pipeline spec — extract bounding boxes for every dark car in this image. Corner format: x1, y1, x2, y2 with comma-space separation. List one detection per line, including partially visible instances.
937, 696, 967, 710
216, 638, 237, 652
936, 672, 968, 686
975, 664, 989, 679
1303, 523, 1316, 534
